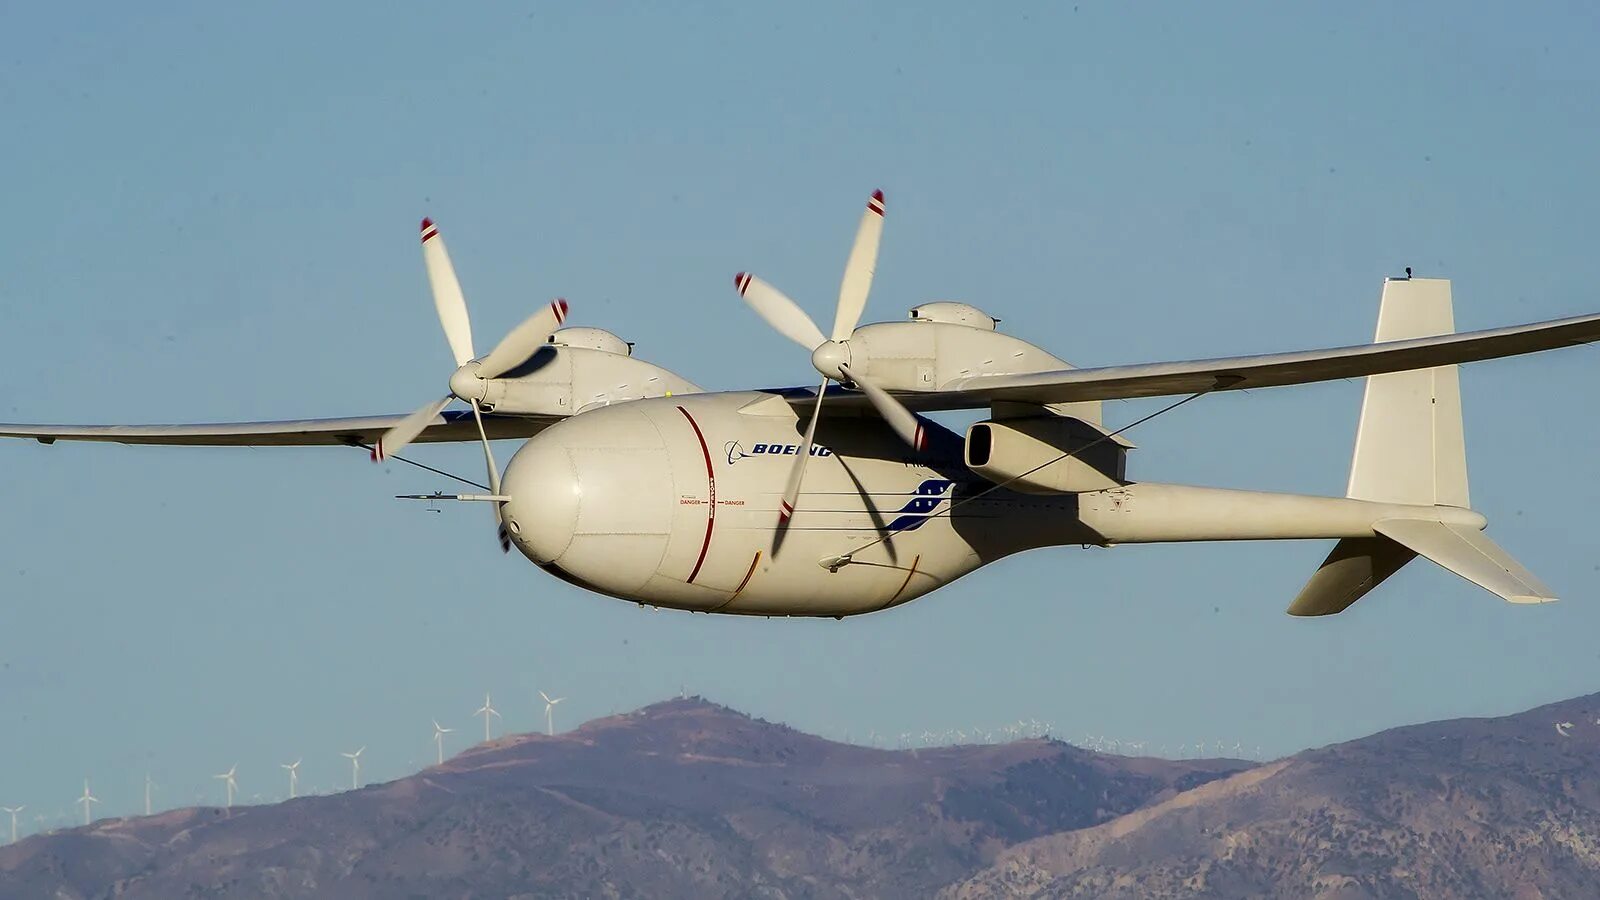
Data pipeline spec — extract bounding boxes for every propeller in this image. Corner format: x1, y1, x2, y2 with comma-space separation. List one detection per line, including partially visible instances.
732, 189, 926, 530
374, 218, 570, 553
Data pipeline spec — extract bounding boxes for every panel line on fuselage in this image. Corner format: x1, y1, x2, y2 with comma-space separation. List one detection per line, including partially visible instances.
888, 554, 921, 605
711, 551, 764, 612
676, 406, 717, 584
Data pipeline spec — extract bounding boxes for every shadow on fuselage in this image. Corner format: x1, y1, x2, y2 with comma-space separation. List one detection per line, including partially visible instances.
800, 412, 1094, 563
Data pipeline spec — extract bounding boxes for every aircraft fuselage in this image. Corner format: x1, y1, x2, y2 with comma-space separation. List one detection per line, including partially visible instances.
500, 391, 1089, 617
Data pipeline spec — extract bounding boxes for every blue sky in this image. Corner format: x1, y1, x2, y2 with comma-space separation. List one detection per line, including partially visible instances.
3, 2, 1600, 829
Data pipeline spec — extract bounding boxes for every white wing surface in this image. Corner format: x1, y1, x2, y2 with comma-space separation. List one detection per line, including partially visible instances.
926, 310, 1600, 407
0, 410, 560, 447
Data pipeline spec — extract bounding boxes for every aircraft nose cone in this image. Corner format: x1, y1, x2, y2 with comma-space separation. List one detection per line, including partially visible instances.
810, 340, 851, 381
498, 404, 675, 599
500, 438, 579, 564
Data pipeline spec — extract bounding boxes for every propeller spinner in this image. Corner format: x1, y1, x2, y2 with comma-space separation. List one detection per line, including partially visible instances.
732, 190, 926, 531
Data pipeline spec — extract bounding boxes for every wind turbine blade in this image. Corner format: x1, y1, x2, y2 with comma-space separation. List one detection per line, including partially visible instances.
831, 189, 886, 341
477, 299, 569, 380
733, 273, 825, 352
839, 365, 926, 452
539, 690, 551, 704
420, 218, 475, 367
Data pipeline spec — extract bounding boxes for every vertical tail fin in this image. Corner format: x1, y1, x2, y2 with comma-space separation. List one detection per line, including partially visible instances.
1346, 277, 1470, 508
1290, 276, 1556, 615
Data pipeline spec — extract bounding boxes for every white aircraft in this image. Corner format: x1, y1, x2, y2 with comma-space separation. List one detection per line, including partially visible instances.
6, 193, 1600, 619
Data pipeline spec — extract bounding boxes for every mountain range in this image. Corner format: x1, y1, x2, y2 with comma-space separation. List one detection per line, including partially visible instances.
2, 693, 1597, 899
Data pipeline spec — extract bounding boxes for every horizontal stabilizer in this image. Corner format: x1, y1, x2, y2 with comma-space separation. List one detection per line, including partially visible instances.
1374, 518, 1556, 604
1287, 537, 1418, 617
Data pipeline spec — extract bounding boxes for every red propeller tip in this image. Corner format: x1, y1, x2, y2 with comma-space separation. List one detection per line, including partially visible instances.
420, 218, 439, 243
734, 272, 751, 295
867, 190, 885, 216
552, 298, 569, 324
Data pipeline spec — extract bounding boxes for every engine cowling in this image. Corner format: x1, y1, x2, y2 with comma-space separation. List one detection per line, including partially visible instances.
476, 328, 700, 416
964, 416, 1130, 494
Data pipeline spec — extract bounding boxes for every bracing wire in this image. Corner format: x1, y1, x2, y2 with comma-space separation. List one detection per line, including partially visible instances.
835, 386, 1220, 564
354, 442, 490, 491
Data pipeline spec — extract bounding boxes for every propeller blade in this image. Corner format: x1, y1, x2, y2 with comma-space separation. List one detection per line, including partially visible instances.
839, 365, 926, 452
372, 396, 452, 462
733, 272, 825, 352
469, 400, 511, 553
778, 380, 830, 527
832, 190, 885, 341
477, 299, 569, 380
421, 218, 476, 367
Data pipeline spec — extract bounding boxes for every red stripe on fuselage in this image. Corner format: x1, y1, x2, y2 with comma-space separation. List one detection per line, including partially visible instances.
677, 406, 716, 584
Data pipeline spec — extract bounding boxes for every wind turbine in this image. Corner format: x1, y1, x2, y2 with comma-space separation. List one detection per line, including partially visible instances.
1, 806, 22, 843
432, 720, 455, 765
475, 692, 501, 742
213, 765, 238, 809
77, 779, 99, 825
281, 759, 301, 799
341, 748, 365, 790
1557, 721, 1574, 737
144, 774, 155, 816
539, 691, 565, 736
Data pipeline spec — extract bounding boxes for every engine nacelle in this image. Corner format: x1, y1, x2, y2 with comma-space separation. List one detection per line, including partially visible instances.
846, 305, 1101, 426
964, 416, 1130, 494
476, 328, 700, 416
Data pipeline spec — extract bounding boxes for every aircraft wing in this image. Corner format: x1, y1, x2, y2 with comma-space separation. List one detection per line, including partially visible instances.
923, 311, 1600, 407
0, 409, 561, 447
